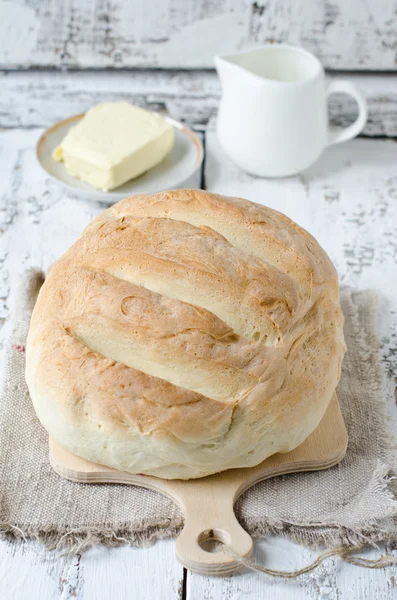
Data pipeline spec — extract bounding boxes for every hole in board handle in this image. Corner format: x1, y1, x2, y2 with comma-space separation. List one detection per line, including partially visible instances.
198, 528, 231, 554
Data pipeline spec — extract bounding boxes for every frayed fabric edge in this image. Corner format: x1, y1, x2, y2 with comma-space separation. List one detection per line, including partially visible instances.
2, 518, 397, 556
0, 521, 184, 554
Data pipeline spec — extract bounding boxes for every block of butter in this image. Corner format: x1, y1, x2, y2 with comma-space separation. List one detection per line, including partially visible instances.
53, 102, 174, 191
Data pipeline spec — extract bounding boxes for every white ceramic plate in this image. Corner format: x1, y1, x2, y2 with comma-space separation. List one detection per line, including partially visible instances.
37, 113, 204, 203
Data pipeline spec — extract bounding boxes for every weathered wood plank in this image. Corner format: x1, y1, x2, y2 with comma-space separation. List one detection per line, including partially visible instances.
0, 0, 397, 70
0, 538, 184, 600
1, 70, 397, 136
0, 70, 219, 129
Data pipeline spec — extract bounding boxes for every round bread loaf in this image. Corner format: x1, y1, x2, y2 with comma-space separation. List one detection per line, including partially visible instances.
26, 190, 345, 479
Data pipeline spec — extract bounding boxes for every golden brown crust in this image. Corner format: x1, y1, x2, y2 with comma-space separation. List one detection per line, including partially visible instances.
26, 190, 345, 479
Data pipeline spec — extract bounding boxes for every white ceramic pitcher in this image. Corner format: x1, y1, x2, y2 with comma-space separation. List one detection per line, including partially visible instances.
214, 45, 368, 177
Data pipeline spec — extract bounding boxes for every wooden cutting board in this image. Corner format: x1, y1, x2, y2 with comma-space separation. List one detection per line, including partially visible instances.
49, 392, 347, 576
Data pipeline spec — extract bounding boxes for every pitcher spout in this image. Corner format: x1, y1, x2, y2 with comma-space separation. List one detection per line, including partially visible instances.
214, 54, 239, 88
214, 50, 265, 88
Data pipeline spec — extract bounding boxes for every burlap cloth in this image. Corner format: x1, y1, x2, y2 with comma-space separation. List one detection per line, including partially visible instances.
1, 270, 396, 552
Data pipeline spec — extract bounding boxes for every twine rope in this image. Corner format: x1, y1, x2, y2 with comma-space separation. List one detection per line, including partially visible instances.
223, 544, 397, 578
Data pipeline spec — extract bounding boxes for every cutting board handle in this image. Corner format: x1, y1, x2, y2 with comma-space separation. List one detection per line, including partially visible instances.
173, 493, 253, 575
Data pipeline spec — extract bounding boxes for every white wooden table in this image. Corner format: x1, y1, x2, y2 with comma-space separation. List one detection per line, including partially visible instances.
1, 70, 397, 600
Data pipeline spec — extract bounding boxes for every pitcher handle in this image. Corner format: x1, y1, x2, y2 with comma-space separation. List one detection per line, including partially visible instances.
326, 80, 368, 146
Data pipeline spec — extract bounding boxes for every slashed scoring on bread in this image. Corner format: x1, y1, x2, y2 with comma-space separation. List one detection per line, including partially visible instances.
26, 190, 345, 479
